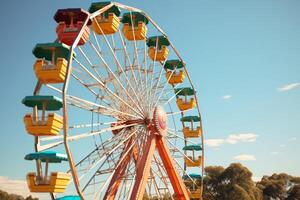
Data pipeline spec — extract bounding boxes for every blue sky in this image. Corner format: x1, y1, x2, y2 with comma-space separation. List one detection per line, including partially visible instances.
0, 0, 300, 196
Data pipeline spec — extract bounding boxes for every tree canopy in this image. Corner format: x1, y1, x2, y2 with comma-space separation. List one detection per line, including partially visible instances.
203, 163, 300, 200
0, 190, 38, 200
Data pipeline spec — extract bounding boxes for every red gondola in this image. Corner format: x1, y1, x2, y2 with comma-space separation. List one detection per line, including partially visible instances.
54, 8, 91, 46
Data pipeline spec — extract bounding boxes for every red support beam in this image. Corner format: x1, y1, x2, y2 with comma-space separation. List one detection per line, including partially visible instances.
129, 134, 190, 200
156, 136, 190, 200
103, 140, 134, 200
130, 134, 156, 200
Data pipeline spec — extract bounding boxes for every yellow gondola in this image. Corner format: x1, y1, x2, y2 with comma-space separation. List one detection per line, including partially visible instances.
89, 2, 121, 35
175, 87, 196, 111
147, 36, 170, 61
33, 43, 70, 84
182, 174, 202, 199
181, 116, 202, 138
122, 12, 148, 40
25, 152, 70, 193
183, 145, 202, 167
190, 188, 202, 199
185, 156, 202, 167
164, 60, 185, 85
27, 172, 70, 193
22, 96, 63, 136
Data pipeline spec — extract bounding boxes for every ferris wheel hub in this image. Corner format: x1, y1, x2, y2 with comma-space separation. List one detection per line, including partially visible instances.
152, 106, 168, 136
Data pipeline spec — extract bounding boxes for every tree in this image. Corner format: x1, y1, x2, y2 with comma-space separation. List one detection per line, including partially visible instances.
203, 163, 262, 200
257, 173, 300, 200
287, 184, 300, 200
0, 190, 38, 200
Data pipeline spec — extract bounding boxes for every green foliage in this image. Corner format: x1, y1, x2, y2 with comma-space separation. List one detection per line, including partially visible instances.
203, 163, 262, 200
0, 190, 38, 200
257, 173, 300, 200
287, 185, 300, 200
203, 164, 300, 200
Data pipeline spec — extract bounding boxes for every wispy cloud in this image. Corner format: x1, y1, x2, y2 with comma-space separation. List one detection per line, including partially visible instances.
278, 82, 300, 91
205, 139, 225, 147
227, 133, 258, 144
234, 154, 256, 161
205, 133, 258, 148
0, 176, 47, 199
289, 137, 297, 141
222, 95, 232, 100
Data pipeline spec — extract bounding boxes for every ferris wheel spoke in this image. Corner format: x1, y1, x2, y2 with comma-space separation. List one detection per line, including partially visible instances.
147, 39, 160, 111
165, 138, 196, 165
117, 30, 148, 107
153, 67, 178, 108
152, 154, 175, 199
38, 140, 64, 152
74, 57, 144, 118
71, 131, 127, 173
117, 29, 139, 88
162, 87, 184, 106
71, 73, 120, 110
76, 129, 138, 184
77, 44, 144, 115
77, 46, 105, 83
128, 11, 143, 85
167, 130, 200, 145
149, 169, 162, 199
92, 19, 145, 113
86, 39, 146, 116
46, 83, 127, 119
86, 134, 139, 199
150, 64, 164, 106
40, 123, 138, 144
167, 108, 194, 117
69, 121, 125, 129
68, 94, 139, 119
91, 31, 103, 55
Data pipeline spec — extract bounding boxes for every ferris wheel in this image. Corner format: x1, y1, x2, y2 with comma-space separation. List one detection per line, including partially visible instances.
22, 2, 204, 200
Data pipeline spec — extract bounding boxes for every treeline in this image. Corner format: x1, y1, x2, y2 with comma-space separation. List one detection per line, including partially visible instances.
0, 190, 38, 200
1, 163, 300, 200
203, 163, 300, 200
